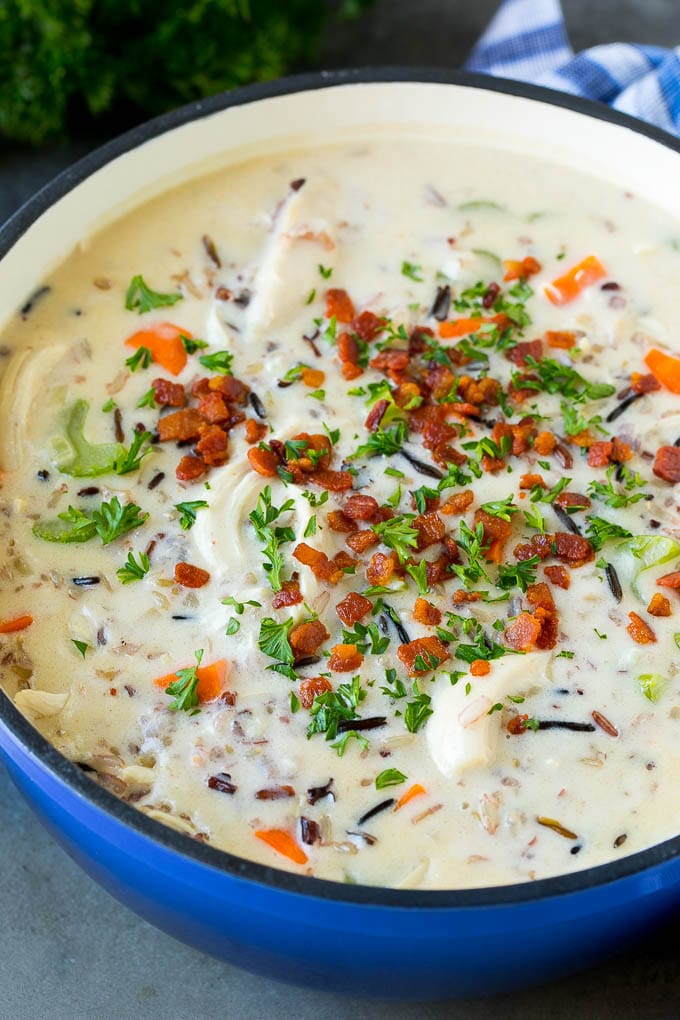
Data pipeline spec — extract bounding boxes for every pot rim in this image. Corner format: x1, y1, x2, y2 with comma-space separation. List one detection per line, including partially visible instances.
2, 66, 680, 910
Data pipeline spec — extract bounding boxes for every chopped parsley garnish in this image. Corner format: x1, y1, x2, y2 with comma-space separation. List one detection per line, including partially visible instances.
174, 499, 209, 530
307, 389, 325, 401
341, 621, 390, 655
114, 429, 153, 475
318, 264, 333, 279
585, 516, 633, 551
258, 616, 295, 667
406, 560, 430, 595
404, 683, 433, 733
180, 334, 209, 355
523, 505, 546, 533
165, 648, 204, 714
452, 521, 490, 588
496, 556, 541, 593
136, 387, 157, 409
71, 639, 88, 658
349, 421, 407, 460
371, 513, 419, 563
330, 731, 369, 756
380, 667, 408, 700
480, 495, 519, 522
401, 260, 424, 282
125, 275, 183, 314
304, 515, 318, 537
587, 465, 648, 509
516, 356, 616, 401
375, 768, 407, 789
125, 346, 152, 372
301, 489, 329, 508
307, 674, 367, 742
34, 497, 148, 546
101, 398, 116, 413
249, 486, 295, 592
116, 550, 150, 584
198, 350, 234, 375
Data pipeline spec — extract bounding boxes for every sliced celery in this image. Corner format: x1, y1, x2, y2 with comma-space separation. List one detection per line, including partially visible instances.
50, 400, 124, 477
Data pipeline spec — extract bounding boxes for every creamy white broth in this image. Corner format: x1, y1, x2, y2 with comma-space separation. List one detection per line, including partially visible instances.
2, 137, 680, 889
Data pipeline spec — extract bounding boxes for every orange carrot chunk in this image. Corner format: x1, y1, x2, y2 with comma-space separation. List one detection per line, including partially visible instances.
644, 348, 680, 394
255, 828, 308, 866
394, 783, 427, 811
0, 614, 33, 634
438, 313, 508, 339
124, 322, 189, 376
544, 255, 607, 306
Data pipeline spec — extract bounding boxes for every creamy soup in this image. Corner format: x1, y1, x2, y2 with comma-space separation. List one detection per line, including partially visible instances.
2, 138, 680, 890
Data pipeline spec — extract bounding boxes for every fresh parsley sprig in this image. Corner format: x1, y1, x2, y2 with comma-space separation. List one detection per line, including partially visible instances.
125, 275, 183, 314
249, 486, 295, 592
165, 648, 203, 714
174, 500, 209, 530
116, 550, 150, 584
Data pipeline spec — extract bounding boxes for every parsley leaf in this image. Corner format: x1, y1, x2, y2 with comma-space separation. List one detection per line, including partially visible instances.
307, 675, 367, 742
180, 334, 209, 355
90, 497, 148, 545
174, 499, 209, 530
587, 465, 648, 509
165, 648, 204, 714
198, 350, 234, 375
116, 550, 150, 584
71, 639, 88, 658
349, 421, 407, 460
404, 683, 433, 733
258, 616, 295, 666
114, 429, 153, 475
136, 387, 157, 409
496, 555, 541, 592
406, 560, 430, 595
371, 513, 419, 563
585, 515, 633, 551
249, 486, 295, 592
480, 495, 519, 522
125, 346, 152, 372
125, 275, 183, 314
401, 260, 424, 282
375, 768, 407, 789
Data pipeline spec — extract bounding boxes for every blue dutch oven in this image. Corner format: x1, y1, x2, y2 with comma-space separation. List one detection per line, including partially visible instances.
1, 70, 680, 999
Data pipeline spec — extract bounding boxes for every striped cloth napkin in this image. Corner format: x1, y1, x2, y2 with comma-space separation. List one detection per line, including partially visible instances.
466, 0, 680, 135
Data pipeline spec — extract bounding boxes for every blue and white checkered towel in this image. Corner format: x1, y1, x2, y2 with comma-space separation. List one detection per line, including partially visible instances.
466, 0, 680, 136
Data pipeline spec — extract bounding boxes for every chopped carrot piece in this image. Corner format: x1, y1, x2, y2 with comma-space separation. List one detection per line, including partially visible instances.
545, 330, 577, 349
255, 828, 308, 866
394, 783, 426, 811
124, 322, 189, 376
656, 570, 680, 589
644, 348, 680, 394
544, 255, 607, 306
153, 659, 227, 703
503, 256, 541, 282
301, 367, 325, 388
438, 313, 507, 339
0, 614, 33, 634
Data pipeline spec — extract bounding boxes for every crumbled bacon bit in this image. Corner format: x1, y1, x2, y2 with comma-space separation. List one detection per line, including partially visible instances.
245, 418, 268, 444
533, 431, 557, 455
630, 371, 660, 394
176, 455, 206, 481
475, 508, 511, 563
507, 713, 529, 734
520, 473, 545, 489
507, 339, 543, 367
351, 310, 383, 342
174, 562, 210, 588
652, 445, 680, 483
152, 378, 186, 407
453, 589, 482, 604
470, 659, 491, 677
271, 581, 303, 609
365, 551, 396, 587
210, 375, 250, 404
346, 529, 379, 554
328, 643, 364, 672
293, 543, 344, 585
365, 398, 389, 432
196, 424, 229, 466
290, 619, 330, 658
343, 494, 381, 521
325, 288, 355, 323
503, 256, 541, 281
413, 511, 446, 550
413, 597, 442, 626
397, 635, 449, 675
309, 468, 354, 492
197, 391, 230, 424
326, 510, 357, 533
504, 612, 542, 652
626, 611, 656, 644
440, 489, 474, 515
299, 676, 332, 709
158, 408, 204, 442
647, 593, 671, 617
247, 445, 279, 477
544, 565, 570, 589
554, 491, 591, 511
335, 591, 372, 626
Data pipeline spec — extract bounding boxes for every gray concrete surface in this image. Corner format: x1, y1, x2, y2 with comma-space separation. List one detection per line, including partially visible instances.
2, 2, 680, 1016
